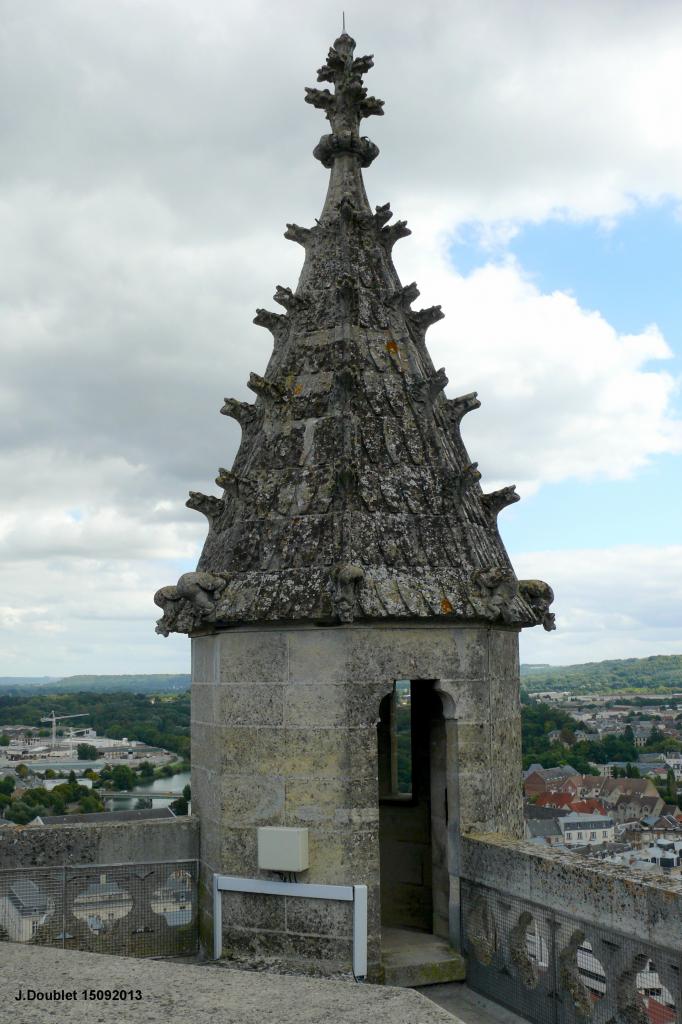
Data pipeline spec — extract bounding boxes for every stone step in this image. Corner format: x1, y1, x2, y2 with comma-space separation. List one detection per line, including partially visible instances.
382, 928, 467, 988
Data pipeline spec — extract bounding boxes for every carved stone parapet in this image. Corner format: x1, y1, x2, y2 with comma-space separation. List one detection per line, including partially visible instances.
313, 133, 379, 168
518, 579, 556, 631
482, 485, 520, 519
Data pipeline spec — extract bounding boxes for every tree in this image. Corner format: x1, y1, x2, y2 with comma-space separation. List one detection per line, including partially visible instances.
665, 769, 677, 805
182, 784, 191, 802
15, 763, 29, 779
170, 796, 188, 816
137, 761, 155, 779
0, 776, 16, 796
68, 770, 77, 784
0, 733, 9, 746
77, 743, 98, 761
626, 763, 640, 778
111, 765, 136, 791
623, 725, 635, 742
78, 794, 105, 814
5, 800, 45, 825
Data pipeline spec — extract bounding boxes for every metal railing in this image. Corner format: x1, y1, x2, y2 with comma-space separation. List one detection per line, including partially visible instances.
0, 860, 198, 958
461, 878, 680, 1024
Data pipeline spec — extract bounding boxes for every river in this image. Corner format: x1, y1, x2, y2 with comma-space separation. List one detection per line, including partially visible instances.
105, 770, 191, 810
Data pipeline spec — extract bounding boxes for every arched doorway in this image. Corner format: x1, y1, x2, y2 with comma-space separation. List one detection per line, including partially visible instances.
377, 680, 450, 940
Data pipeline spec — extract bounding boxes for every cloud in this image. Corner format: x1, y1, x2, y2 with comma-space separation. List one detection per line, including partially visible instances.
2, 0, 682, 671
517, 545, 682, 665
417, 259, 681, 493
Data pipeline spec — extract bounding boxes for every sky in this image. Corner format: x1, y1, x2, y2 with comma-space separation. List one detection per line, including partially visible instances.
1, 0, 681, 675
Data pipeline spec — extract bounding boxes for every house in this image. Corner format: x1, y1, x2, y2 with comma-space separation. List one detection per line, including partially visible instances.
523, 765, 579, 798
0, 878, 52, 942
72, 874, 133, 934
558, 812, 615, 847
525, 818, 563, 846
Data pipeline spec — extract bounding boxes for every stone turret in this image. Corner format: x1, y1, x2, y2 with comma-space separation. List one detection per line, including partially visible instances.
154, 33, 554, 983
154, 31, 555, 640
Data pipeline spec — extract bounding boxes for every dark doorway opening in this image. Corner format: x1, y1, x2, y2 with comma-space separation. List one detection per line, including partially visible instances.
377, 680, 448, 938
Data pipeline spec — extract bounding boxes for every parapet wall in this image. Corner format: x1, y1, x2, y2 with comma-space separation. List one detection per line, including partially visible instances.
461, 831, 682, 949
0, 815, 199, 869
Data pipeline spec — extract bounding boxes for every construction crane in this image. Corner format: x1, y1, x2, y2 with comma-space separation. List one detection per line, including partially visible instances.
40, 711, 89, 749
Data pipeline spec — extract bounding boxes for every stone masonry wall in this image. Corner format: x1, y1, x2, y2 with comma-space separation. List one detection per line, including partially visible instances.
462, 832, 682, 950
0, 816, 199, 869
192, 621, 522, 977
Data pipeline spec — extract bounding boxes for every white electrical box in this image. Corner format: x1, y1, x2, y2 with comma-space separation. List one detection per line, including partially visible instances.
257, 827, 309, 872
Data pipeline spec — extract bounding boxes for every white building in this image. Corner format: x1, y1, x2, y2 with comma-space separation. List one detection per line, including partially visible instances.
0, 878, 52, 942
559, 812, 615, 847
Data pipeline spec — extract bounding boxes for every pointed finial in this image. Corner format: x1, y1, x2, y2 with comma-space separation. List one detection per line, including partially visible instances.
342, 11, 345, 32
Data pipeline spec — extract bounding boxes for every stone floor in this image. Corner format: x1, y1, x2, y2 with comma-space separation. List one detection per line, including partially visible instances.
1, 943, 460, 1023
424, 983, 528, 1024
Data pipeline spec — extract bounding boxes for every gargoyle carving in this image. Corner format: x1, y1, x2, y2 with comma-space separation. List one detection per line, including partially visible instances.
331, 563, 364, 623
390, 281, 420, 311
518, 579, 556, 632
467, 893, 498, 966
253, 308, 289, 346
304, 86, 335, 113
273, 285, 306, 312
185, 491, 224, 526
510, 911, 539, 990
468, 567, 518, 624
559, 930, 593, 1019
482, 485, 520, 519
408, 305, 445, 336
220, 398, 259, 430
374, 202, 392, 228
380, 219, 411, 251
214, 468, 253, 500
154, 571, 227, 637
407, 368, 449, 414
444, 392, 481, 429
284, 223, 311, 246
247, 373, 287, 404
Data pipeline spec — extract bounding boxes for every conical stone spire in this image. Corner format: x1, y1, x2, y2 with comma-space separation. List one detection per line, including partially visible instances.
154, 34, 555, 637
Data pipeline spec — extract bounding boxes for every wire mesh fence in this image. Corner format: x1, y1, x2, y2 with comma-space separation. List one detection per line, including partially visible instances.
0, 860, 198, 958
461, 879, 681, 1024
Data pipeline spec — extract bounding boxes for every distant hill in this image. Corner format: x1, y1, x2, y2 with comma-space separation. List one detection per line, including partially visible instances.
0, 677, 60, 686
0, 674, 191, 695
521, 655, 682, 694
